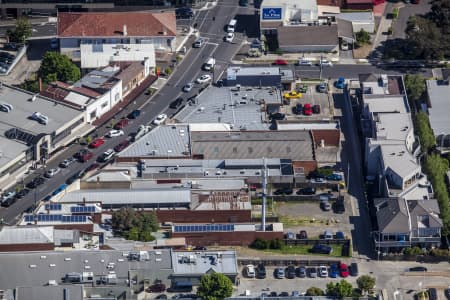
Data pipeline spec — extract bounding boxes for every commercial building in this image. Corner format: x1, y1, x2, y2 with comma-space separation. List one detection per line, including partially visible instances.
337, 11, 375, 33
57, 11, 176, 67
42, 60, 154, 124
0, 84, 91, 191
374, 197, 442, 253
225, 66, 294, 88
259, 0, 340, 53
426, 79, 450, 153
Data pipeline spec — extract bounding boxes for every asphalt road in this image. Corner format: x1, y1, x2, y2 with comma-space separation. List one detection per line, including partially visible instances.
0, 0, 434, 229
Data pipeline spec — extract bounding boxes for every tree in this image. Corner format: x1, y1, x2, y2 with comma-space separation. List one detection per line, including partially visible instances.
355, 29, 371, 46
197, 273, 233, 300
7, 17, 32, 43
38, 52, 81, 84
405, 74, 426, 103
112, 208, 159, 242
415, 111, 435, 153
326, 280, 353, 298
357, 275, 376, 294
306, 287, 324, 296
164, 67, 172, 75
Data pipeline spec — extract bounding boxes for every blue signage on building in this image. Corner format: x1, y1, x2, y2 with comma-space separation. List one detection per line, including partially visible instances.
262, 8, 282, 20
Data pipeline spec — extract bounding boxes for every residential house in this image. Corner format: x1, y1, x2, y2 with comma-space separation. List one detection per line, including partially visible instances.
426, 78, 450, 153
374, 197, 442, 253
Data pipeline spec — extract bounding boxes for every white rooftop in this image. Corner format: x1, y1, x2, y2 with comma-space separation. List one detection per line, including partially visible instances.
172, 250, 238, 275
0, 226, 54, 244
376, 113, 413, 141
338, 11, 374, 23
365, 96, 408, 114
80, 43, 156, 69
426, 80, 450, 135
381, 144, 420, 179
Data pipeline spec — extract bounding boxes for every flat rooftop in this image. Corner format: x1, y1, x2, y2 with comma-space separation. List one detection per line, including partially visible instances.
380, 144, 420, 179
364, 95, 408, 114
172, 250, 238, 276
190, 131, 314, 161
119, 124, 190, 158
175, 86, 282, 130
427, 80, 450, 135
0, 249, 172, 290
376, 113, 413, 142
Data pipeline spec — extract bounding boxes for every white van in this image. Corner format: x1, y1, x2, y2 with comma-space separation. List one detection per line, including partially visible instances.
202, 57, 216, 71
227, 19, 237, 33
245, 264, 255, 278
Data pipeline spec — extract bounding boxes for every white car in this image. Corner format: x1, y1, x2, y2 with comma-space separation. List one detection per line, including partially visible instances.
152, 114, 168, 125
319, 266, 328, 277
319, 59, 333, 67
245, 264, 255, 278
45, 168, 60, 178
107, 129, 124, 138
297, 59, 312, 66
98, 149, 115, 162
196, 74, 212, 84
59, 157, 76, 168
225, 32, 235, 43
182, 82, 193, 92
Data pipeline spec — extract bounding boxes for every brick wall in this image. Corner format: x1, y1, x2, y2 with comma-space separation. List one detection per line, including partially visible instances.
0, 243, 54, 252
154, 210, 252, 223
172, 231, 283, 246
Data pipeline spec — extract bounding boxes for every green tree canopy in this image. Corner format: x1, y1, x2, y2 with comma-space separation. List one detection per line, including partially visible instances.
306, 287, 324, 296
415, 111, 436, 153
405, 74, 426, 102
112, 208, 159, 242
355, 29, 371, 46
356, 275, 376, 293
326, 280, 353, 298
7, 17, 32, 43
38, 51, 81, 84
196, 273, 233, 300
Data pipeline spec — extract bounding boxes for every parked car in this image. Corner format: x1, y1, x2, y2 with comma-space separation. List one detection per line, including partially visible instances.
274, 267, 285, 279
182, 82, 194, 92
296, 266, 307, 278
245, 264, 255, 278
114, 140, 130, 152
273, 59, 288, 65
326, 173, 343, 181
313, 104, 321, 114
320, 200, 332, 211
318, 59, 333, 67
45, 168, 60, 178
339, 263, 349, 277
329, 264, 339, 278
283, 91, 302, 99
311, 244, 333, 254
153, 114, 168, 125
318, 266, 328, 278
297, 58, 312, 66
85, 163, 100, 173
293, 103, 303, 115
270, 112, 285, 121
303, 103, 312, 115
1, 191, 16, 207
75, 149, 94, 162
89, 137, 105, 148
274, 187, 292, 195
59, 157, 77, 168
335, 231, 345, 239
317, 82, 327, 93
27, 176, 45, 189
16, 188, 30, 199
297, 187, 316, 195
335, 77, 345, 89
286, 265, 296, 279
256, 263, 266, 279
341, 40, 349, 50
285, 231, 295, 239
193, 38, 204, 48
428, 288, 438, 300
308, 267, 317, 278
98, 149, 115, 163
323, 229, 333, 240
169, 97, 184, 109
196, 74, 212, 84
225, 32, 235, 42
409, 266, 427, 272
148, 283, 166, 293
298, 230, 308, 239
127, 109, 141, 119
107, 129, 124, 138
350, 262, 359, 276
114, 119, 129, 130
279, 292, 289, 297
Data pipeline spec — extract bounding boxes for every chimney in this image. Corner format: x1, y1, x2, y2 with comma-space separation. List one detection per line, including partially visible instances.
320, 139, 325, 148
123, 24, 127, 36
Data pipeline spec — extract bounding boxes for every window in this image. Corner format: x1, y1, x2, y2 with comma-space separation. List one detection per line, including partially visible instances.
101, 102, 108, 109
114, 93, 120, 102
89, 110, 96, 120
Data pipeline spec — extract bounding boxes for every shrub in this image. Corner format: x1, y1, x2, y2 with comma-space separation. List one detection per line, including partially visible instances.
269, 238, 282, 249
404, 246, 424, 256
164, 67, 172, 75
251, 238, 269, 249
392, 8, 399, 19
274, 48, 284, 55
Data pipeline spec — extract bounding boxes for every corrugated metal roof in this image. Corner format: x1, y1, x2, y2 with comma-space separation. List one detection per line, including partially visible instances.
0, 226, 54, 244
427, 80, 450, 135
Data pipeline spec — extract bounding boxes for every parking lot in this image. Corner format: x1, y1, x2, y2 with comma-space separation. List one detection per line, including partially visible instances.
281, 81, 333, 120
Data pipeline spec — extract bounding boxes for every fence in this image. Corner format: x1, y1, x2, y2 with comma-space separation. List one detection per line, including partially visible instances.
284, 239, 351, 246
237, 258, 341, 267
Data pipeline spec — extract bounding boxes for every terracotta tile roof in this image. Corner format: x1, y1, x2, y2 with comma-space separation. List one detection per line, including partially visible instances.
58, 11, 176, 38
312, 129, 340, 147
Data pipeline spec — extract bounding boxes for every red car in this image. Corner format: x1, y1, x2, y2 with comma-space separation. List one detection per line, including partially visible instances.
339, 263, 349, 277
75, 149, 94, 162
114, 119, 129, 130
89, 137, 105, 148
303, 103, 312, 115
114, 140, 130, 152
273, 59, 288, 65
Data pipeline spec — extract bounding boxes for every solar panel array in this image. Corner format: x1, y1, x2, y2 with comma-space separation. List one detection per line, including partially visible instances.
173, 224, 235, 233
24, 214, 87, 223
70, 206, 96, 213
45, 203, 62, 211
